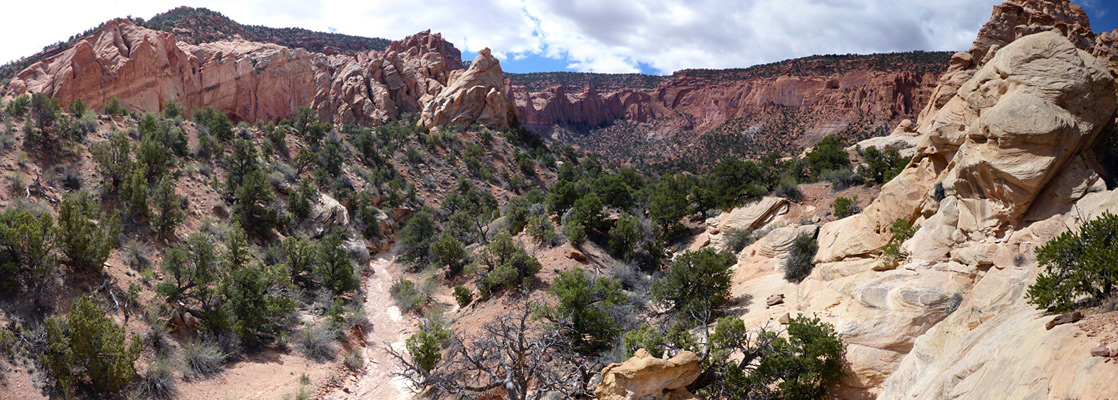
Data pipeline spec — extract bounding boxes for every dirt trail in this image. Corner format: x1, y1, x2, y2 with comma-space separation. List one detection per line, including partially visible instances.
326, 248, 415, 399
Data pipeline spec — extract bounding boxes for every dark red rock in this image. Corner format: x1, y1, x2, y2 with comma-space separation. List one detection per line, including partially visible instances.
1045, 311, 1083, 330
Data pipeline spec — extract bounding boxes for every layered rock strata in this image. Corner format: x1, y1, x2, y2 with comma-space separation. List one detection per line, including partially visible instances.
8, 21, 511, 129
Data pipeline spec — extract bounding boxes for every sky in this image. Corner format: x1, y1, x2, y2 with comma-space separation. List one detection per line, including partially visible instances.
3, 0, 1116, 75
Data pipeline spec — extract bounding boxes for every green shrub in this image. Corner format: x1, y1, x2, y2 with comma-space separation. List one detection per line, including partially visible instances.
150, 175, 185, 238
564, 221, 587, 248
118, 166, 149, 220
316, 138, 345, 179
135, 358, 177, 400
28, 92, 61, 143
181, 339, 225, 378
44, 296, 142, 397
404, 146, 423, 165
192, 106, 232, 141
880, 218, 918, 266
652, 248, 735, 321
608, 213, 642, 259
294, 106, 329, 146
398, 209, 437, 264
155, 234, 219, 331
288, 178, 317, 219
390, 278, 428, 313
785, 233, 818, 283
547, 180, 579, 216
298, 323, 338, 362
1027, 212, 1118, 312
0, 208, 55, 290
5, 94, 29, 117
702, 315, 845, 399
103, 97, 126, 117
485, 263, 521, 290
224, 262, 295, 346
91, 130, 134, 189
67, 98, 87, 116
478, 232, 541, 294
859, 146, 910, 185
353, 197, 382, 240
526, 215, 557, 246
282, 236, 317, 288
545, 267, 627, 353
820, 167, 864, 191
453, 285, 473, 307
431, 232, 467, 277
805, 135, 851, 180
405, 319, 450, 372
55, 192, 120, 274
316, 232, 358, 296
161, 100, 185, 119
725, 228, 754, 253
231, 169, 280, 235
774, 176, 803, 201
832, 196, 860, 218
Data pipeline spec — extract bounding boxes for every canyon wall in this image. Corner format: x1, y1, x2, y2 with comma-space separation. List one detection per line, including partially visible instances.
7, 20, 510, 129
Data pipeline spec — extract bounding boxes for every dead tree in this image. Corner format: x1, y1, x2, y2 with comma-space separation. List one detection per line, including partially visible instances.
389, 302, 595, 400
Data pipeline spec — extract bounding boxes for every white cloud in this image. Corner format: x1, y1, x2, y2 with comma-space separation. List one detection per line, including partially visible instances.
1, 0, 1006, 75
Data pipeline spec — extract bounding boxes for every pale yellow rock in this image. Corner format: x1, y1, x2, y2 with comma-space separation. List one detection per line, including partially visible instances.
300, 193, 349, 237
419, 48, 513, 129
755, 225, 818, 260
713, 196, 788, 232
594, 349, 700, 400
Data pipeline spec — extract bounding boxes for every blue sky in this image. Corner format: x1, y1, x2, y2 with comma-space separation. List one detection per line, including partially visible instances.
1082, 0, 1118, 33
2, 1, 1115, 76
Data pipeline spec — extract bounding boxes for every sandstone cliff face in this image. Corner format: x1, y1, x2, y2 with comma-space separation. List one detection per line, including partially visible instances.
711, 1, 1118, 398
8, 21, 510, 130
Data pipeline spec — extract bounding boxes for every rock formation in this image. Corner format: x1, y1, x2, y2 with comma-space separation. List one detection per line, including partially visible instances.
697, 1, 1118, 398
594, 349, 701, 400
8, 21, 511, 130
913, 0, 1096, 134
419, 48, 514, 128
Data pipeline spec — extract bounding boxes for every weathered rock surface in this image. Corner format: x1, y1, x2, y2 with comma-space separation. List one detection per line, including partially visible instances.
710, 197, 788, 232
419, 48, 514, 128
914, 0, 1097, 134
703, 197, 790, 252
595, 349, 700, 400
302, 193, 349, 237
722, 2, 1118, 398
1046, 311, 1083, 330
9, 21, 510, 130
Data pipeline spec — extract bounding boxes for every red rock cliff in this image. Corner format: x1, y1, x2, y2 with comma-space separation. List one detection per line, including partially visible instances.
8, 20, 510, 128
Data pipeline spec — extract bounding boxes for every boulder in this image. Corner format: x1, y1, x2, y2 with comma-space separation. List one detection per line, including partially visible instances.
568, 250, 588, 262
302, 193, 349, 237
1045, 311, 1083, 330
711, 196, 788, 233
755, 225, 817, 259
766, 293, 784, 307
595, 349, 700, 400
343, 237, 371, 265
1090, 346, 1110, 357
